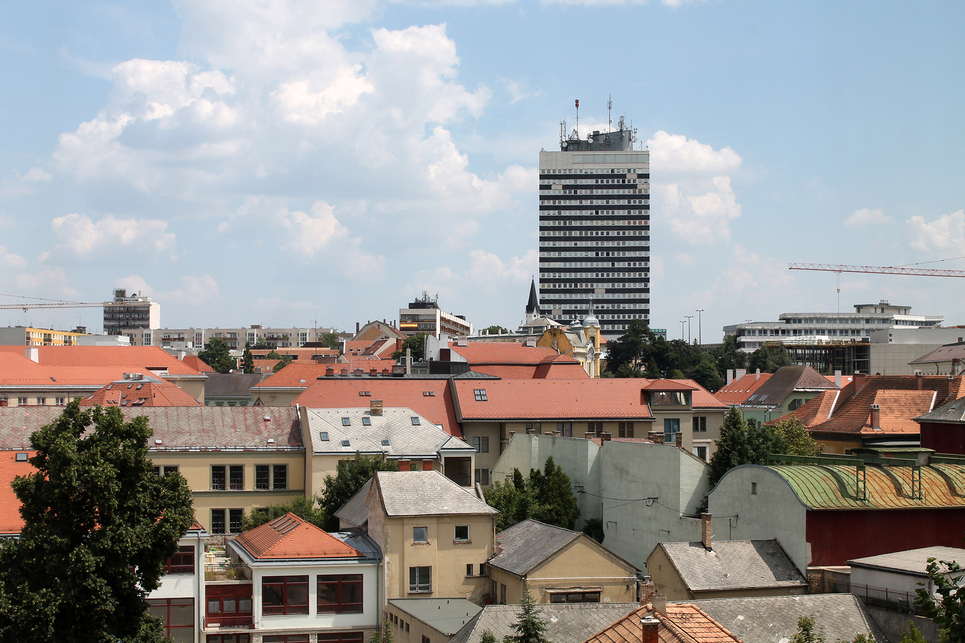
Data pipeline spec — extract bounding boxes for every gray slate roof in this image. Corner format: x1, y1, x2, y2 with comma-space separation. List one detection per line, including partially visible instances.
389, 599, 483, 635
335, 479, 372, 529
305, 407, 474, 457
657, 540, 806, 592
373, 471, 497, 516
848, 546, 965, 576
690, 594, 887, 643
741, 366, 837, 409
204, 373, 268, 398
915, 397, 965, 423
450, 603, 639, 643
910, 342, 965, 366
0, 406, 303, 450
489, 519, 581, 575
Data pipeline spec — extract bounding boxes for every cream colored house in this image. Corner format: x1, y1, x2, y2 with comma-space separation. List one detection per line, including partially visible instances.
487, 519, 638, 605
365, 471, 497, 603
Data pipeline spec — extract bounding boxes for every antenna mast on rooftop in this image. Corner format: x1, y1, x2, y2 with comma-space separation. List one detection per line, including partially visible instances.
607, 95, 612, 133
575, 99, 580, 140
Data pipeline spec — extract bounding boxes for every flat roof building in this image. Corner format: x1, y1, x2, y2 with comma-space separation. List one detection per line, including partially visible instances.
103, 289, 160, 335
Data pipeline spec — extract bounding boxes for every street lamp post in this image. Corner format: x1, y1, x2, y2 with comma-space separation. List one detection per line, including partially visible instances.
696, 309, 705, 346
680, 320, 686, 341
684, 315, 693, 344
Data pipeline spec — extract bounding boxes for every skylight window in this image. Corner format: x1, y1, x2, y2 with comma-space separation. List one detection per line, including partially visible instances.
320, 432, 329, 441
362, 417, 371, 426
15, 453, 27, 462
411, 417, 420, 426
359, 391, 371, 397
474, 389, 488, 401
423, 391, 435, 397
341, 417, 351, 426
341, 439, 351, 447
382, 439, 390, 446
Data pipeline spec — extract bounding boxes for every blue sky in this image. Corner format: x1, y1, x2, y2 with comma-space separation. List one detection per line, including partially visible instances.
1, 0, 963, 341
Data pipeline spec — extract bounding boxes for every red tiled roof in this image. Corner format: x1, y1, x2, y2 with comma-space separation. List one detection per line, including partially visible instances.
0, 351, 193, 388
0, 345, 201, 375
584, 603, 741, 643
776, 374, 965, 436
714, 373, 772, 405
451, 342, 572, 365
234, 512, 361, 560
643, 379, 698, 391
0, 450, 34, 535
454, 379, 654, 420
181, 355, 215, 373
293, 379, 461, 437
254, 363, 340, 388
79, 378, 202, 408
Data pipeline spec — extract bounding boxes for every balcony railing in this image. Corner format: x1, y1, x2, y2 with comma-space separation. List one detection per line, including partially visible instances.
204, 615, 254, 629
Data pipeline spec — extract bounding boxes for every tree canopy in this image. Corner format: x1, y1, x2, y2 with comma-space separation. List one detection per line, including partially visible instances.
198, 337, 235, 373
484, 457, 580, 531
391, 333, 428, 362
606, 321, 723, 391
319, 454, 399, 531
747, 344, 793, 374
709, 411, 820, 486
482, 325, 510, 335
0, 402, 194, 642
320, 331, 341, 351
242, 341, 255, 374
916, 557, 965, 643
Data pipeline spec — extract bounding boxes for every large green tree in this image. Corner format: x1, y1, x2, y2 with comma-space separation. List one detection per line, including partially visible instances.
916, 557, 965, 643
391, 333, 428, 362
198, 337, 235, 374
709, 410, 820, 486
747, 344, 793, 373
242, 341, 255, 374
484, 457, 580, 531
319, 454, 399, 531
606, 321, 723, 391
320, 331, 341, 351
0, 402, 194, 642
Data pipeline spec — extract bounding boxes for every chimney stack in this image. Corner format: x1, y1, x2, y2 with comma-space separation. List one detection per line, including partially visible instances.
701, 513, 712, 550
356, 322, 360, 334
648, 431, 665, 445
25, 346, 39, 363
325, 365, 334, 377
870, 403, 881, 430
834, 370, 842, 388
653, 594, 667, 615
641, 616, 660, 643
726, 369, 734, 386
916, 371, 924, 390
638, 578, 655, 606
370, 399, 383, 416
736, 368, 747, 381
675, 431, 682, 448
755, 368, 761, 381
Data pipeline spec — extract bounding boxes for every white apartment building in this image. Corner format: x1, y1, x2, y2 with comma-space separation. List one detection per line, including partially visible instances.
103, 289, 160, 335
538, 108, 650, 339
724, 300, 944, 352
398, 293, 473, 339
112, 325, 335, 350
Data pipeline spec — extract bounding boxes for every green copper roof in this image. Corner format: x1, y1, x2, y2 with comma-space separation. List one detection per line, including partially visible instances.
769, 463, 965, 510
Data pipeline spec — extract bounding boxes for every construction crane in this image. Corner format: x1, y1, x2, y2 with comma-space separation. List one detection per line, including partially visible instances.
788, 263, 965, 278
0, 293, 103, 313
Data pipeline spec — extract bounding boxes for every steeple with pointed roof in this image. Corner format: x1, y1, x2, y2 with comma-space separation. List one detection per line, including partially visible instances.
525, 278, 541, 324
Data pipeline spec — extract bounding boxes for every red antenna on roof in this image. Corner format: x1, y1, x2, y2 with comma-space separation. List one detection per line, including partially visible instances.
574, 99, 580, 139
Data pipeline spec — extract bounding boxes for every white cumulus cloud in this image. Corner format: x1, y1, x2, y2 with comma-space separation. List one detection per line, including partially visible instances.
907, 210, 965, 252
845, 208, 893, 228
50, 213, 178, 257
281, 201, 348, 256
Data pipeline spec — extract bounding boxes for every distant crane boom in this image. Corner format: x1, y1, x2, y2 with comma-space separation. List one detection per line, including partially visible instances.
789, 263, 965, 278
0, 302, 103, 312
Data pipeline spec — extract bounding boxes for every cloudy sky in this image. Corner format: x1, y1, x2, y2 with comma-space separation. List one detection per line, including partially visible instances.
1, 0, 963, 341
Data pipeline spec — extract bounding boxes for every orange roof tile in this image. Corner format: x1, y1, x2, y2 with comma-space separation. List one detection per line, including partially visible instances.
79, 377, 202, 408
234, 512, 361, 560
452, 342, 573, 365
181, 355, 215, 373
0, 450, 33, 535
293, 379, 461, 437
584, 604, 742, 643
254, 363, 341, 388
714, 373, 773, 405
454, 379, 655, 420
0, 345, 201, 375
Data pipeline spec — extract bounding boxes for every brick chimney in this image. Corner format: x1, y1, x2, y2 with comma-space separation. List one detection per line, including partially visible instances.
648, 431, 665, 445
370, 399, 383, 416
675, 431, 682, 448
601, 432, 612, 443
325, 365, 334, 377
916, 372, 924, 390
870, 403, 881, 430
638, 578, 655, 606
701, 513, 712, 550
641, 616, 660, 643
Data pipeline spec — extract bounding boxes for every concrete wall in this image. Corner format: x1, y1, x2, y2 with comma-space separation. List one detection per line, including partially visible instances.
870, 343, 942, 375
707, 465, 810, 573
865, 606, 940, 643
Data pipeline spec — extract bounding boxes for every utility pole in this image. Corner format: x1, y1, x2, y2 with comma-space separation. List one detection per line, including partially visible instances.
684, 315, 693, 344
696, 309, 705, 346
680, 320, 686, 341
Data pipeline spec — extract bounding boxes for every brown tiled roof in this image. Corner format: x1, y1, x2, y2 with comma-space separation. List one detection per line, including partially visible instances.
79, 377, 202, 408
775, 375, 965, 436
293, 379, 461, 437
234, 512, 361, 560
714, 373, 772, 405
584, 604, 742, 643
0, 450, 34, 535
740, 366, 838, 409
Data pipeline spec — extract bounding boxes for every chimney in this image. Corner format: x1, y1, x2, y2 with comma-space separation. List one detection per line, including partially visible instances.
870, 403, 881, 430
370, 399, 383, 416
638, 578, 655, 606
25, 346, 39, 363
916, 371, 924, 390
726, 369, 734, 386
675, 431, 682, 448
755, 368, 761, 381
325, 365, 334, 377
648, 431, 665, 445
736, 368, 746, 381
356, 322, 360, 334
653, 594, 667, 615
701, 513, 712, 550
834, 370, 842, 388
641, 616, 660, 643
601, 432, 612, 443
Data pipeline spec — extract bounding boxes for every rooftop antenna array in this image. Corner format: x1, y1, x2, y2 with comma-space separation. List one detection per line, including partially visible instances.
575, 99, 580, 140
607, 95, 612, 133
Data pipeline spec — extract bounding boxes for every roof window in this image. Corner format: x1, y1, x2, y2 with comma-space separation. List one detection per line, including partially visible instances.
15, 453, 28, 462
359, 391, 371, 397
474, 389, 488, 401
341, 417, 351, 426
423, 391, 435, 397
362, 417, 371, 426
411, 417, 420, 426
341, 439, 351, 447
320, 432, 329, 441
382, 439, 390, 446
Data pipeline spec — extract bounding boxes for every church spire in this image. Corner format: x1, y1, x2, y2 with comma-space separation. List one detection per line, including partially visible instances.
525, 277, 540, 323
